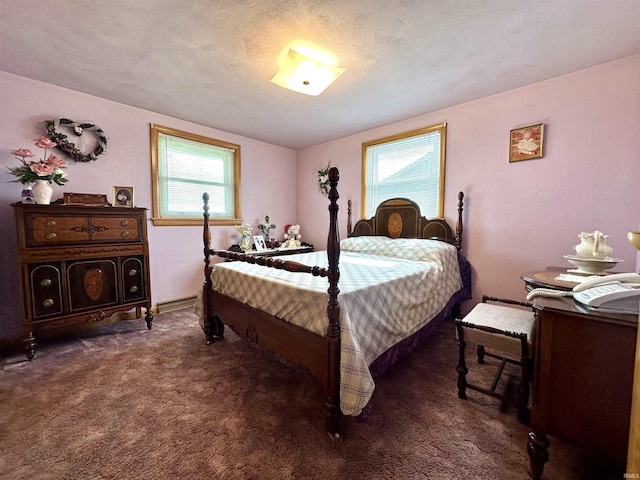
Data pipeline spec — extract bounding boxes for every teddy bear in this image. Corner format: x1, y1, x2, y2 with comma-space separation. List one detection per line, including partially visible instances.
235, 222, 253, 251
282, 224, 301, 248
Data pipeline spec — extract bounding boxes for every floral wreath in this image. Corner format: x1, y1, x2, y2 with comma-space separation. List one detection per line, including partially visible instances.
44, 118, 107, 162
316, 163, 331, 196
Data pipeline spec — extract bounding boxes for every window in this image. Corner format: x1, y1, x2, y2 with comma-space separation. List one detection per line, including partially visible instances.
362, 123, 446, 218
150, 124, 241, 226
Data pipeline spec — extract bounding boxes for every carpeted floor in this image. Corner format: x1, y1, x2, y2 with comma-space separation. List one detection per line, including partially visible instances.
0, 309, 624, 479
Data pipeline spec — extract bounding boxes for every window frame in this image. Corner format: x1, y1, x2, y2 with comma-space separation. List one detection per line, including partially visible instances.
361, 123, 447, 219
150, 124, 241, 226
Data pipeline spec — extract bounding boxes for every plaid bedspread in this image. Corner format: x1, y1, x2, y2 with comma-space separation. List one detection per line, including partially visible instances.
197, 238, 462, 416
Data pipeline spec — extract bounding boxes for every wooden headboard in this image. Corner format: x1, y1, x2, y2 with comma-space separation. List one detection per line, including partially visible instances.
346, 194, 464, 250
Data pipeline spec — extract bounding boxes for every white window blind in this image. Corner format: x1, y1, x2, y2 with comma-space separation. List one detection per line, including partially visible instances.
364, 124, 445, 218
153, 128, 239, 223
150, 124, 241, 226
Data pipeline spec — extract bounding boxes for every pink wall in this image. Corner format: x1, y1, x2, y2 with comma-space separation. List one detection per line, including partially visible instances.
0, 72, 296, 343
297, 54, 640, 311
2, 55, 639, 344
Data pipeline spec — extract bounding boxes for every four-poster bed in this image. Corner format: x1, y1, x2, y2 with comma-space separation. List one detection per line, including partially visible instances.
198, 167, 471, 438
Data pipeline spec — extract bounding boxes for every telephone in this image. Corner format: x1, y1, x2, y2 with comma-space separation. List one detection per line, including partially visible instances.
572, 272, 640, 313
527, 272, 640, 314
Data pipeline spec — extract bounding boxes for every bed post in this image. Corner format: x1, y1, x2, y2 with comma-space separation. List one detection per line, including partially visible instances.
325, 166, 342, 440
203, 193, 212, 282
347, 199, 352, 237
202, 192, 215, 344
455, 191, 464, 251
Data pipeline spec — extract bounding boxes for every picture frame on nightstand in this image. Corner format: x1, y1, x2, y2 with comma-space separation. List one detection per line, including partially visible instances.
253, 235, 267, 251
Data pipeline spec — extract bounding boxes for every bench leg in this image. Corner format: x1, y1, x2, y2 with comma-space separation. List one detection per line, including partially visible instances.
477, 344, 486, 364
455, 324, 468, 399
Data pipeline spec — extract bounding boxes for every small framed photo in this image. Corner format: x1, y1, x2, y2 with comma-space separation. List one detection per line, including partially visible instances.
509, 123, 544, 162
113, 186, 134, 207
253, 235, 267, 251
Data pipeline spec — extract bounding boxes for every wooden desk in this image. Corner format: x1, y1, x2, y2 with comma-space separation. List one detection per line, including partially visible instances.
527, 296, 637, 479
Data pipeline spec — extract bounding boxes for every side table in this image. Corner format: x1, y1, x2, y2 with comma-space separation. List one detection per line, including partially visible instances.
526, 295, 637, 479
227, 243, 314, 258
520, 266, 589, 292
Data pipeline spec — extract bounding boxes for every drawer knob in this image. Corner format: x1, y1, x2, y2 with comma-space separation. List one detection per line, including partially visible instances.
44, 220, 57, 228
129, 286, 139, 293
45, 232, 58, 240
121, 231, 130, 238
120, 220, 129, 227
128, 268, 138, 276
40, 278, 52, 287
43, 298, 54, 307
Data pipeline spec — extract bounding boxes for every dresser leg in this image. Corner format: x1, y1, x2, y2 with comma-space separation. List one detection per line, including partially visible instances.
527, 431, 549, 480
23, 332, 36, 361
145, 308, 153, 329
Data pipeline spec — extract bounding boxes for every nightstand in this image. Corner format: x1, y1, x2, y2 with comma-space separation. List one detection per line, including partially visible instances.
228, 243, 314, 257
525, 296, 636, 479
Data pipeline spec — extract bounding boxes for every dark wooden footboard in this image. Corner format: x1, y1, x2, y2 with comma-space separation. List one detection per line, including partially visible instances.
202, 167, 342, 439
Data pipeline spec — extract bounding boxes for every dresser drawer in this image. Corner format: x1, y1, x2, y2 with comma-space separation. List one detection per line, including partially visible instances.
28, 214, 91, 245
122, 256, 146, 302
29, 263, 64, 319
67, 259, 118, 311
92, 216, 141, 242
25, 213, 142, 246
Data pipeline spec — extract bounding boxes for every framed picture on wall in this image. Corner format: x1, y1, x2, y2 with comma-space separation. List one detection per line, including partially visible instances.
509, 123, 544, 162
113, 186, 134, 207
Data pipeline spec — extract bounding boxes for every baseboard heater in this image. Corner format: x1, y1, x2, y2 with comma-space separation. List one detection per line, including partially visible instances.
156, 296, 197, 313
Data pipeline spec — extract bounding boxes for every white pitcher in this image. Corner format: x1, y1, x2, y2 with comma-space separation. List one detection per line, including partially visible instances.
574, 231, 613, 259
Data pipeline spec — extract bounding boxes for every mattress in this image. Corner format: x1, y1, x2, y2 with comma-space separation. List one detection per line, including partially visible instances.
197, 237, 463, 416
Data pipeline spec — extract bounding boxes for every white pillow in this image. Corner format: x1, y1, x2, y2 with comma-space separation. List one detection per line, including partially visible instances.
340, 236, 453, 262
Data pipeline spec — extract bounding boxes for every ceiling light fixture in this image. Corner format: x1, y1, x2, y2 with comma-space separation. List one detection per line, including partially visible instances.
270, 48, 346, 96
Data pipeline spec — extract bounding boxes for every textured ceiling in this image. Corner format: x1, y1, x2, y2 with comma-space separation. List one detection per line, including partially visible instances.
1, 1, 639, 150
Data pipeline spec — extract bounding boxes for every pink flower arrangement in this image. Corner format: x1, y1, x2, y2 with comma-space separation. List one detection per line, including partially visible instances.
7, 137, 69, 185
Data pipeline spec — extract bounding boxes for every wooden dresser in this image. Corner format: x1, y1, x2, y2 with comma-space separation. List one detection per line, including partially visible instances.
12, 202, 152, 359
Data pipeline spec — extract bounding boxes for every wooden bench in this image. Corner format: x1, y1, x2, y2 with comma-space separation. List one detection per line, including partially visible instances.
455, 295, 536, 424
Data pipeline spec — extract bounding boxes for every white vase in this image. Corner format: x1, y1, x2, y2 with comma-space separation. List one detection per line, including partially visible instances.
32, 179, 53, 205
